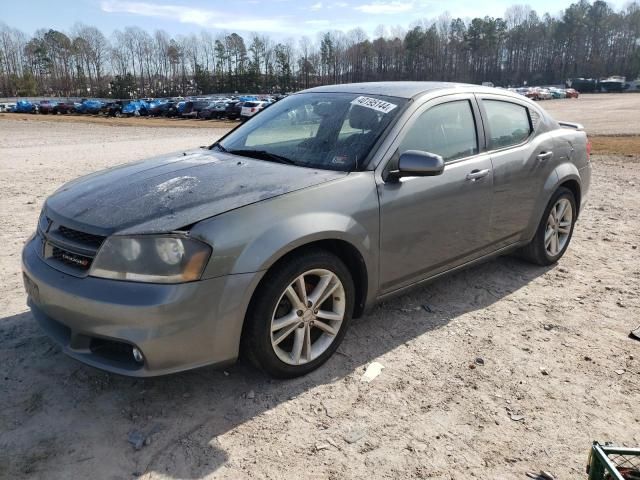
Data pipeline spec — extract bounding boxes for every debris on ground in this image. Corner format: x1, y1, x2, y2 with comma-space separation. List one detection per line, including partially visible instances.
343, 426, 367, 444
475, 357, 485, 366
127, 430, 145, 451
525, 471, 556, 480
507, 407, 525, 422
421, 304, 433, 313
615, 369, 626, 375
361, 362, 384, 383
630, 325, 640, 341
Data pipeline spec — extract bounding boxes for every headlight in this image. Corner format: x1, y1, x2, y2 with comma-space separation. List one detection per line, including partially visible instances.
90, 235, 211, 283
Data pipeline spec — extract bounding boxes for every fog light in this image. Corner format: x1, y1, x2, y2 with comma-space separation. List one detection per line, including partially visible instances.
132, 347, 144, 363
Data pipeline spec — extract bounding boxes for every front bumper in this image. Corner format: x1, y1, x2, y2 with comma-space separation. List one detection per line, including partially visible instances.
21, 237, 261, 377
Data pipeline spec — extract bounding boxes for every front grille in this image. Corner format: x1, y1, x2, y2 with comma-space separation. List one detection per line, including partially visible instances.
39, 218, 106, 276
52, 246, 92, 270
58, 225, 105, 249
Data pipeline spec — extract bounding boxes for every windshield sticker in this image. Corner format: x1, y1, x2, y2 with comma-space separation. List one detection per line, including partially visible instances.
351, 96, 397, 114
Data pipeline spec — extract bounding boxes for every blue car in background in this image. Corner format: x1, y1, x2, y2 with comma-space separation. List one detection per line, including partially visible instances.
122, 100, 149, 116
14, 100, 37, 113
165, 101, 186, 117
75, 99, 104, 114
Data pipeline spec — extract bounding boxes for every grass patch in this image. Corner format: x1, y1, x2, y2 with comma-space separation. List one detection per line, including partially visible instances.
591, 135, 640, 157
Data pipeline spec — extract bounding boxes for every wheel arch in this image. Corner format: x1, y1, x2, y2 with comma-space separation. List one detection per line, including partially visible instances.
524, 163, 582, 242
246, 238, 369, 320
558, 178, 581, 217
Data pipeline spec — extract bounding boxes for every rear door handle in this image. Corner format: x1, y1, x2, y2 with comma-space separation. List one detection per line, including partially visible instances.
537, 151, 553, 161
466, 169, 490, 181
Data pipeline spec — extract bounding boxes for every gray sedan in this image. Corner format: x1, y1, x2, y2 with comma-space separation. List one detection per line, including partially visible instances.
22, 82, 591, 378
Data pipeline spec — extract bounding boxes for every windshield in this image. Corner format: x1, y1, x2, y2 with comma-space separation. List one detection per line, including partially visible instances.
218, 92, 407, 171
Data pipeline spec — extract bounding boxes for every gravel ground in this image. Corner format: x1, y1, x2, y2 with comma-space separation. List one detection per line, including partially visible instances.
0, 99, 638, 480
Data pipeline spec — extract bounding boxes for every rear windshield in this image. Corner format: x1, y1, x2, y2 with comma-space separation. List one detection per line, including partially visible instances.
244, 102, 259, 107
219, 92, 407, 172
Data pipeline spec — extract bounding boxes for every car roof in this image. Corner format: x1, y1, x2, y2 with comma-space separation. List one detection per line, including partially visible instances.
300, 81, 477, 99
302, 81, 537, 104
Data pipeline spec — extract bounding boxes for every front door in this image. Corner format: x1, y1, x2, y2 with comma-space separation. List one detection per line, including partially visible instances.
377, 95, 494, 294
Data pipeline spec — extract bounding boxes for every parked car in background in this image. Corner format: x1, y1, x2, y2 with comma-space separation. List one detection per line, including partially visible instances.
148, 100, 173, 117
122, 100, 149, 116
565, 88, 579, 98
22, 82, 591, 379
549, 88, 567, 99
199, 101, 227, 119
14, 100, 38, 113
52, 101, 75, 114
225, 101, 244, 120
0, 102, 16, 112
166, 101, 186, 118
75, 99, 104, 114
181, 100, 210, 119
103, 100, 128, 117
38, 100, 58, 114
240, 101, 268, 121
536, 88, 553, 100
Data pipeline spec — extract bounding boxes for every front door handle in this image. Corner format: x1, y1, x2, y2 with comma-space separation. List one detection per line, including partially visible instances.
537, 151, 553, 161
466, 169, 490, 181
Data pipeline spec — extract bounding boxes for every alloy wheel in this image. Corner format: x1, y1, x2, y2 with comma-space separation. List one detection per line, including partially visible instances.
545, 197, 573, 256
270, 269, 345, 365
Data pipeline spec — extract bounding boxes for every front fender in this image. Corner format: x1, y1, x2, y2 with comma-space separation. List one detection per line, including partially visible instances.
237, 212, 374, 274
191, 173, 380, 296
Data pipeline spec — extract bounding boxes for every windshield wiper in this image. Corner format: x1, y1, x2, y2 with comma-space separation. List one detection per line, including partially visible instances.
210, 142, 228, 152
227, 149, 297, 166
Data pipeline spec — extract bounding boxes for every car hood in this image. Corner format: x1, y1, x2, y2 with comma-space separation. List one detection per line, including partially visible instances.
44, 149, 346, 235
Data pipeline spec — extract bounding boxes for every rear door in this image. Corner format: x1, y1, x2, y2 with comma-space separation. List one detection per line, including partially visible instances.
476, 94, 556, 247
377, 94, 494, 293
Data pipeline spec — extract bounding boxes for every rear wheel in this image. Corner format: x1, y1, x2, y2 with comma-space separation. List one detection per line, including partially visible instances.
520, 187, 576, 265
242, 249, 355, 378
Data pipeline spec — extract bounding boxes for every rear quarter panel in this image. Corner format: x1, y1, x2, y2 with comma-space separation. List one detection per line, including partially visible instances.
522, 126, 590, 240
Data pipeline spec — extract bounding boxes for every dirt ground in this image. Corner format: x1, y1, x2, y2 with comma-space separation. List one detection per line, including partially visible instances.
0, 94, 638, 480
541, 93, 640, 135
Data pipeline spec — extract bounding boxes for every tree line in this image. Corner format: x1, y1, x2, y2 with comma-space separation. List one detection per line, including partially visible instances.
1, 0, 639, 98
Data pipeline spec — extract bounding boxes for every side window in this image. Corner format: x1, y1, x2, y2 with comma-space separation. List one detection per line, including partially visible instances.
483, 100, 532, 149
400, 100, 478, 162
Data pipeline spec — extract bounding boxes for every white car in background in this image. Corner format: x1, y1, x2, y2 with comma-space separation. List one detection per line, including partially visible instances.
537, 88, 553, 100
240, 101, 268, 121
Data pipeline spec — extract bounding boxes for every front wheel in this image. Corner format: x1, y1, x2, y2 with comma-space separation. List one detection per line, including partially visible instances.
520, 187, 576, 266
242, 250, 355, 378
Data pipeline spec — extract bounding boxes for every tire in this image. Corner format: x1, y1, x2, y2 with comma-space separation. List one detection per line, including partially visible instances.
520, 187, 576, 266
242, 249, 355, 378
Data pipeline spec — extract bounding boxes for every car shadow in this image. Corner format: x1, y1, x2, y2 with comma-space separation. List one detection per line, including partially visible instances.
0, 255, 551, 479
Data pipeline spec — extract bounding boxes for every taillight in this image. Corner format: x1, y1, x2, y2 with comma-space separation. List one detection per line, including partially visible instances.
586, 137, 592, 161
251, 107, 256, 112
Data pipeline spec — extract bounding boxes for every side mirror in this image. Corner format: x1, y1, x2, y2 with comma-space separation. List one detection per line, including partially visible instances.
390, 150, 445, 179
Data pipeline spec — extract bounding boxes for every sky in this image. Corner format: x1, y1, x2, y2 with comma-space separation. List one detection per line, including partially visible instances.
1, 0, 630, 39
